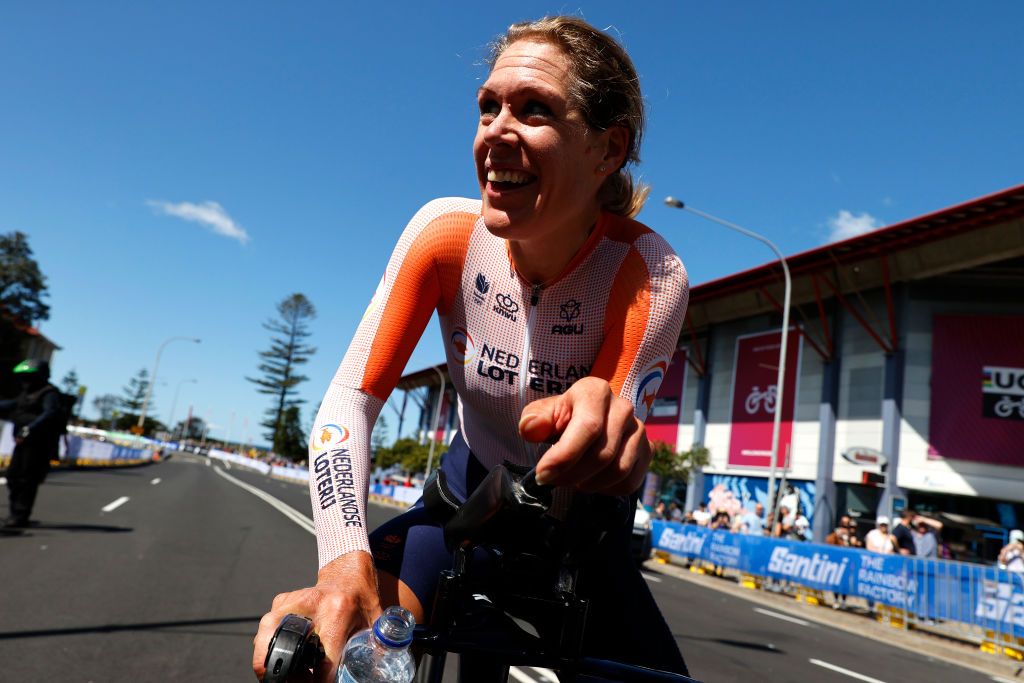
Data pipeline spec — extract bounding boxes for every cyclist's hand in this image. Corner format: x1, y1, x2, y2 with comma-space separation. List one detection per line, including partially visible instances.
519, 375, 651, 496
253, 550, 382, 683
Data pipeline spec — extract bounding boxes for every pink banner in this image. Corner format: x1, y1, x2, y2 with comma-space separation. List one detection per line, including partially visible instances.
645, 349, 688, 449
728, 329, 801, 468
929, 315, 1024, 466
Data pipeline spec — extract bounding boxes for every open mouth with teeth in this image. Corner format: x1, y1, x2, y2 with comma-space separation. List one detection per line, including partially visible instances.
487, 168, 537, 192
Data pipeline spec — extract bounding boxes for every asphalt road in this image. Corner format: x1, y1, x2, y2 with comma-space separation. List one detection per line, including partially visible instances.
0, 456, 1004, 682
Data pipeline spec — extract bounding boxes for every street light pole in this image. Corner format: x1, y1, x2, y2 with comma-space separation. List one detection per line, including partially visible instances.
424, 365, 446, 480
665, 198, 792, 531
137, 336, 201, 433
168, 378, 198, 437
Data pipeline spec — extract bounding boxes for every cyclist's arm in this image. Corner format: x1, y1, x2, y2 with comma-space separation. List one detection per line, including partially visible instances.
254, 198, 477, 683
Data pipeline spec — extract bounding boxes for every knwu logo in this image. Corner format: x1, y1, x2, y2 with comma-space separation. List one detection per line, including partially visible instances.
982, 366, 1024, 421
494, 293, 519, 322
472, 273, 490, 305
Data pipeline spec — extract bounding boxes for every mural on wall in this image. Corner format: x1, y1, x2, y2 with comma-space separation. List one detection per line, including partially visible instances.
727, 328, 803, 468
645, 349, 688, 449
929, 314, 1024, 466
704, 474, 816, 525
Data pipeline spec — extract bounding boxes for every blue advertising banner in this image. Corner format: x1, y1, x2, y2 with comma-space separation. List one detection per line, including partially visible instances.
652, 521, 1024, 639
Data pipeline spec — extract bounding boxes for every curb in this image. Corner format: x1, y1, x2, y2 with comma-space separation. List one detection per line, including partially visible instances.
647, 557, 1023, 680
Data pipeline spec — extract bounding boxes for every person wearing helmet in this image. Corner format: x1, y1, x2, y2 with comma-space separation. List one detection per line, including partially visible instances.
0, 359, 62, 528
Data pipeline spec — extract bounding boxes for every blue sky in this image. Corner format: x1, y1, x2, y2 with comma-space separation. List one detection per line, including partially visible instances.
2, 2, 1021, 447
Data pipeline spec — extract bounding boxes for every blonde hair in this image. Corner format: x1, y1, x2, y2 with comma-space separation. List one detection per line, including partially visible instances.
488, 16, 650, 218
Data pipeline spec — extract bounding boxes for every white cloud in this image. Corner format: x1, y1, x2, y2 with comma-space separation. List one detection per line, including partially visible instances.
146, 200, 250, 245
826, 209, 883, 243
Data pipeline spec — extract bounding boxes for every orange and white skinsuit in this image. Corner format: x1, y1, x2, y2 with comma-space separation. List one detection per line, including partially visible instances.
308, 197, 688, 569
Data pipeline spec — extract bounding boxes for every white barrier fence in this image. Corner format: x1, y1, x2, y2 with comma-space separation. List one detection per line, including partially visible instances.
1, 420, 152, 464
206, 448, 309, 484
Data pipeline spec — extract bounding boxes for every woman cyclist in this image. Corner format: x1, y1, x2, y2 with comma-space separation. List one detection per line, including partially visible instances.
254, 16, 690, 681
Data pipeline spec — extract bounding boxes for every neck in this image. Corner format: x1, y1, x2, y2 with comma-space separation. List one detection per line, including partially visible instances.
508, 207, 601, 284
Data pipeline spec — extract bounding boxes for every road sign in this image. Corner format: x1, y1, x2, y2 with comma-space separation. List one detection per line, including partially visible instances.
841, 446, 887, 467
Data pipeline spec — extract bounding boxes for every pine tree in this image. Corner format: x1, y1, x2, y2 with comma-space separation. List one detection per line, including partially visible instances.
0, 231, 50, 398
247, 293, 317, 455
60, 369, 80, 395
119, 368, 151, 427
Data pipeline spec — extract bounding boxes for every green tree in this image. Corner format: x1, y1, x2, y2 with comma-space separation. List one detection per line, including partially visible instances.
0, 231, 50, 398
0, 231, 50, 325
173, 416, 207, 441
60, 369, 79, 395
276, 405, 308, 462
648, 442, 710, 490
118, 368, 152, 429
372, 415, 389, 460
247, 293, 317, 455
93, 394, 118, 424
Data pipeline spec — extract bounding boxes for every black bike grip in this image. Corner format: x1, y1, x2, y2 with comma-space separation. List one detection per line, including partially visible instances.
263, 614, 323, 683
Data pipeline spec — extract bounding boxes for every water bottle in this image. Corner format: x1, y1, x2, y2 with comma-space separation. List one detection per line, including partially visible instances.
336, 606, 416, 683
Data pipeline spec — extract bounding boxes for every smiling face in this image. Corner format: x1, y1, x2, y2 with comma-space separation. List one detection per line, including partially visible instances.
474, 40, 612, 247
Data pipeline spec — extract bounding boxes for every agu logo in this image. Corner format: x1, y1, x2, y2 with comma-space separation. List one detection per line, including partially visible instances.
450, 326, 476, 365
312, 423, 350, 452
635, 360, 669, 415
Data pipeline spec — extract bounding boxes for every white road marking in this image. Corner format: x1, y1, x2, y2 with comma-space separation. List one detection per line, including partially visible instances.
754, 608, 810, 626
213, 466, 315, 535
102, 496, 130, 512
150, 478, 161, 485
992, 677, 1019, 683
508, 668, 537, 683
809, 659, 887, 683
224, 461, 231, 470
0, 477, 6, 485
642, 572, 663, 583
206, 459, 211, 466
531, 667, 559, 682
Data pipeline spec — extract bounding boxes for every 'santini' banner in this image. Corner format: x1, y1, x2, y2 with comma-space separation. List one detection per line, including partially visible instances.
929, 314, 1024, 466
728, 329, 801, 468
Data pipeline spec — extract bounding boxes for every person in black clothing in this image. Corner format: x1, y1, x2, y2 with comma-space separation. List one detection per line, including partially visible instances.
891, 508, 916, 556
0, 359, 62, 528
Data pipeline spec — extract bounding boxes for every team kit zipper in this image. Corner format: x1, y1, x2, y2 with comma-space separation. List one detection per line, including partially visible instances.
519, 283, 542, 464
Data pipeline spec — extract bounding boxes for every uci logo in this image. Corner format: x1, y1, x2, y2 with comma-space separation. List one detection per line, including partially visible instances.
450, 327, 475, 366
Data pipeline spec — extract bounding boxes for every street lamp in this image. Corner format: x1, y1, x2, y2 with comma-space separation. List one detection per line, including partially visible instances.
168, 378, 198, 438
424, 365, 447, 479
137, 336, 201, 433
664, 198, 792, 531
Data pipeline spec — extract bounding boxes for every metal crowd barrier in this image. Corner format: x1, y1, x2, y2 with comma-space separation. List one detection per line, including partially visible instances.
652, 521, 1024, 660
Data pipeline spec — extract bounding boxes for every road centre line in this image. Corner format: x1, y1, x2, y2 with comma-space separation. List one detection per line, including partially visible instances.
992, 677, 1019, 683
213, 466, 315, 535
150, 478, 161, 485
0, 477, 6, 485
809, 659, 887, 683
754, 607, 810, 626
102, 496, 130, 513
642, 572, 663, 583
531, 667, 558, 681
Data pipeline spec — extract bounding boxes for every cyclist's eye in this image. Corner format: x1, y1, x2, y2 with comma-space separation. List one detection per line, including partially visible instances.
523, 100, 553, 117
479, 99, 500, 120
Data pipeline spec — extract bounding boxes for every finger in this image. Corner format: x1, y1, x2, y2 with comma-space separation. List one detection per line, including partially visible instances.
566, 398, 634, 490
535, 390, 610, 486
518, 394, 570, 444
589, 422, 652, 496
